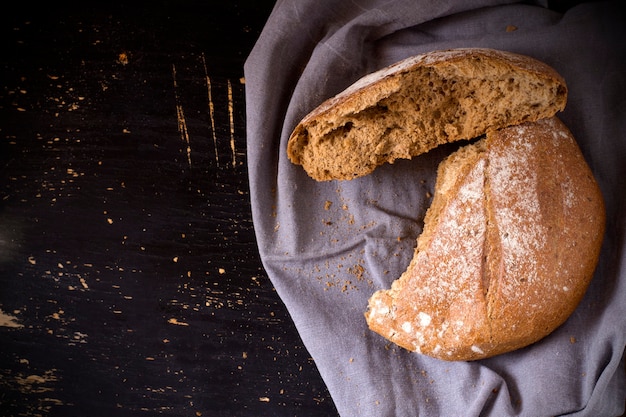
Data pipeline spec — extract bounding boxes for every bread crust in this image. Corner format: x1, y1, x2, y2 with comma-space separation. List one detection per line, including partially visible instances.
364, 117, 605, 361
287, 48, 567, 181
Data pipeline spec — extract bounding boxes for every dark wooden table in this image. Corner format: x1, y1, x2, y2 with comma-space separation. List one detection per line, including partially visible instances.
0, 2, 339, 415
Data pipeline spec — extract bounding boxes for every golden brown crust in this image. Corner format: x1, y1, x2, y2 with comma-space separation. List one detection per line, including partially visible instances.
287, 48, 567, 181
364, 117, 605, 361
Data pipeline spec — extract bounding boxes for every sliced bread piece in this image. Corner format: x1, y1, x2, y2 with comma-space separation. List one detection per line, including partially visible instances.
287, 48, 567, 181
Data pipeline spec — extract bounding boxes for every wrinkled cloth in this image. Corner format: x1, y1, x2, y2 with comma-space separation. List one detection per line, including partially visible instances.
244, 1, 626, 415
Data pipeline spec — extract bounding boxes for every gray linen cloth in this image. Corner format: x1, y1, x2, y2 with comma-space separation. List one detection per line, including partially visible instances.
244, 1, 626, 415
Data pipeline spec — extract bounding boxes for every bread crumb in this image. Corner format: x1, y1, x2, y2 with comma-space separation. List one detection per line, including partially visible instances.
117, 51, 130, 65
167, 318, 189, 326
570, 336, 577, 344
324, 200, 332, 210
506, 25, 518, 32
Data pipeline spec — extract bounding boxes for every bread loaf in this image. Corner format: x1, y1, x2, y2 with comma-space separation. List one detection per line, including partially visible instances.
364, 117, 605, 361
287, 48, 567, 181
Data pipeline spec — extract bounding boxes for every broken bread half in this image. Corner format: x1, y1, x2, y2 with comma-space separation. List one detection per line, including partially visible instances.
364, 117, 605, 361
287, 48, 567, 181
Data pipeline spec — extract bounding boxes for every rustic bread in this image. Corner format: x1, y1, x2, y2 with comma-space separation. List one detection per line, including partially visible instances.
287, 48, 567, 181
364, 117, 605, 361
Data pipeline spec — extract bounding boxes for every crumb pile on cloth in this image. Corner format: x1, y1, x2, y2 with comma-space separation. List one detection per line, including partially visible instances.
244, 1, 626, 415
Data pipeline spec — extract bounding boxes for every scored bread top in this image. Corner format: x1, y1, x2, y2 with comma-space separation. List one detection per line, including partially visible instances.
287, 48, 567, 181
364, 117, 605, 361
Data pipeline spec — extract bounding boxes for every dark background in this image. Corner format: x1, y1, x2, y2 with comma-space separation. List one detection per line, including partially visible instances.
0, 1, 340, 416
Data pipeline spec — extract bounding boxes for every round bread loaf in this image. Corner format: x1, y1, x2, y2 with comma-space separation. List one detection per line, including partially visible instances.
364, 117, 605, 361
287, 48, 567, 181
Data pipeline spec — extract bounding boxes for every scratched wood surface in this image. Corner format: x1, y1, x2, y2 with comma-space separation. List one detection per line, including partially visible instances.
0, 2, 339, 416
